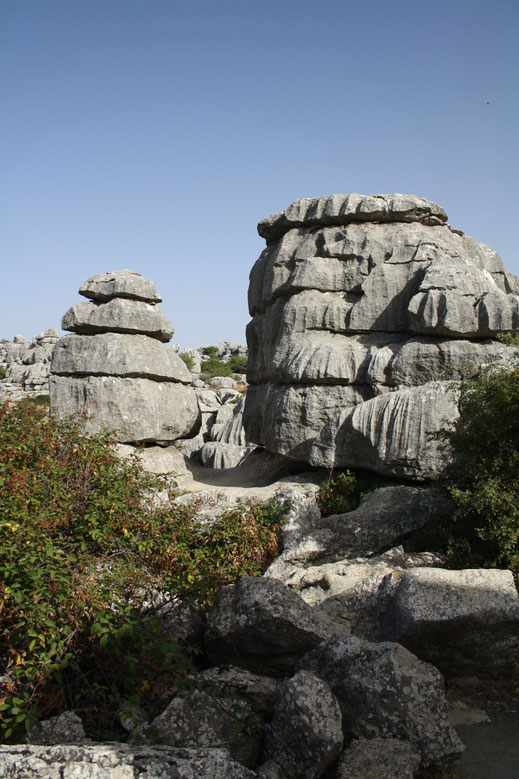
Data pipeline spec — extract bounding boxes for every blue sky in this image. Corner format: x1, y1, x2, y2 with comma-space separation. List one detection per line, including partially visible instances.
1, 0, 518, 347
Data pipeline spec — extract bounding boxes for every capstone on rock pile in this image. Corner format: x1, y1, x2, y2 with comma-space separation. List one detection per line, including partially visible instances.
244, 193, 519, 480
49, 270, 198, 443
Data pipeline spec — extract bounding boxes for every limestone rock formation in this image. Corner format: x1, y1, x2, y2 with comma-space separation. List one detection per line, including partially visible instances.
204, 576, 336, 672
50, 271, 198, 443
245, 193, 519, 479
0, 329, 59, 401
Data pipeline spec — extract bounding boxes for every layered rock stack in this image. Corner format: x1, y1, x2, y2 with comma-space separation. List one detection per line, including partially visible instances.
49, 270, 199, 443
244, 193, 519, 480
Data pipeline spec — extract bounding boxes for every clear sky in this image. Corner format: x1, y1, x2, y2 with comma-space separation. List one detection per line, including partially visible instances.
1, 0, 518, 348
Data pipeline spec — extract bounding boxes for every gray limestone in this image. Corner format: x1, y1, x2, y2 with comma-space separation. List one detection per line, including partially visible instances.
51, 333, 191, 383
204, 576, 335, 672
298, 635, 464, 765
376, 567, 519, 678
263, 670, 343, 778
144, 689, 261, 768
50, 271, 198, 443
0, 744, 257, 778
335, 737, 422, 778
49, 375, 198, 442
62, 298, 174, 342
245, 193, 519, 479
79, 269, 162, 303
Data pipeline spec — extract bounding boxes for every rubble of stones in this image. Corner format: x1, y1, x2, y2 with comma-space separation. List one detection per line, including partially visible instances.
2, 197, 519, 778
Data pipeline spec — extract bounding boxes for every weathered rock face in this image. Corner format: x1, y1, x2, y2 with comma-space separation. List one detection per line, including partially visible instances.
50, 271, 198, 443
245, 193, 519, 479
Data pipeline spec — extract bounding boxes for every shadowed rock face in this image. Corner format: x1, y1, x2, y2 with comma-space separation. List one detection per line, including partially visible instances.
244, 193, 519, 480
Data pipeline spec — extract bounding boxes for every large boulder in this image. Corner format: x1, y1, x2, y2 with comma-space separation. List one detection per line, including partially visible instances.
375, 567, 519, 677
335, 737, 422, 779
144, 689, 261, 768
49, 375, 198, 442
262, 670, 343, 778
245, 193, 519, 479
51, 333, 191, 383
298, 635, 464, 765
204, 576, 335, 672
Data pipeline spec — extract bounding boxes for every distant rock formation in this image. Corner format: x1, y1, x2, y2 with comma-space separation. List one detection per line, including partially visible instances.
244, 193, 519, 480
0, 329, 59, 402
49, 270, 199, 443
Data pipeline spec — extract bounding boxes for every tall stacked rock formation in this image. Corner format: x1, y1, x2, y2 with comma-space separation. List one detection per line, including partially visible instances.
50, 271, 198, 443
244, 194, 519, 480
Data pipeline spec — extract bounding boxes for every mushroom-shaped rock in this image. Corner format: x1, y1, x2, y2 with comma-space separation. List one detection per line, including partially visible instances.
50, 271, 198, 444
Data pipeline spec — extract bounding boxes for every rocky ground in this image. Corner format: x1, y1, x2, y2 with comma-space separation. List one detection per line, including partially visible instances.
1, 448, 516, 778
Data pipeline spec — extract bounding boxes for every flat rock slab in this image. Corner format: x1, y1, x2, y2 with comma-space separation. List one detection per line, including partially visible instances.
79, 269, 162, 302
62, 298, 174, 342
52, 333, 191, 383
258, 193, 448, 242
49, 375, 198, 442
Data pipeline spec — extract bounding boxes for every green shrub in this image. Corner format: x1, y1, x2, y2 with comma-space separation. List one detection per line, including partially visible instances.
200, 357, 233, 378
179, 352, 194, 371
439, 361, 519, 576
228, 355, 247, 374
25, 394, 50, 406
0, 400, 288, 741
317, 469, 364, 516
202, 346, 219, 358
0, 366, 6, 380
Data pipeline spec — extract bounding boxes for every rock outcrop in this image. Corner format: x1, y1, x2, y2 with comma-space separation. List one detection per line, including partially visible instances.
245, 193, 519, 479
49, 271, 198, 443
0, 329, 59, 401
